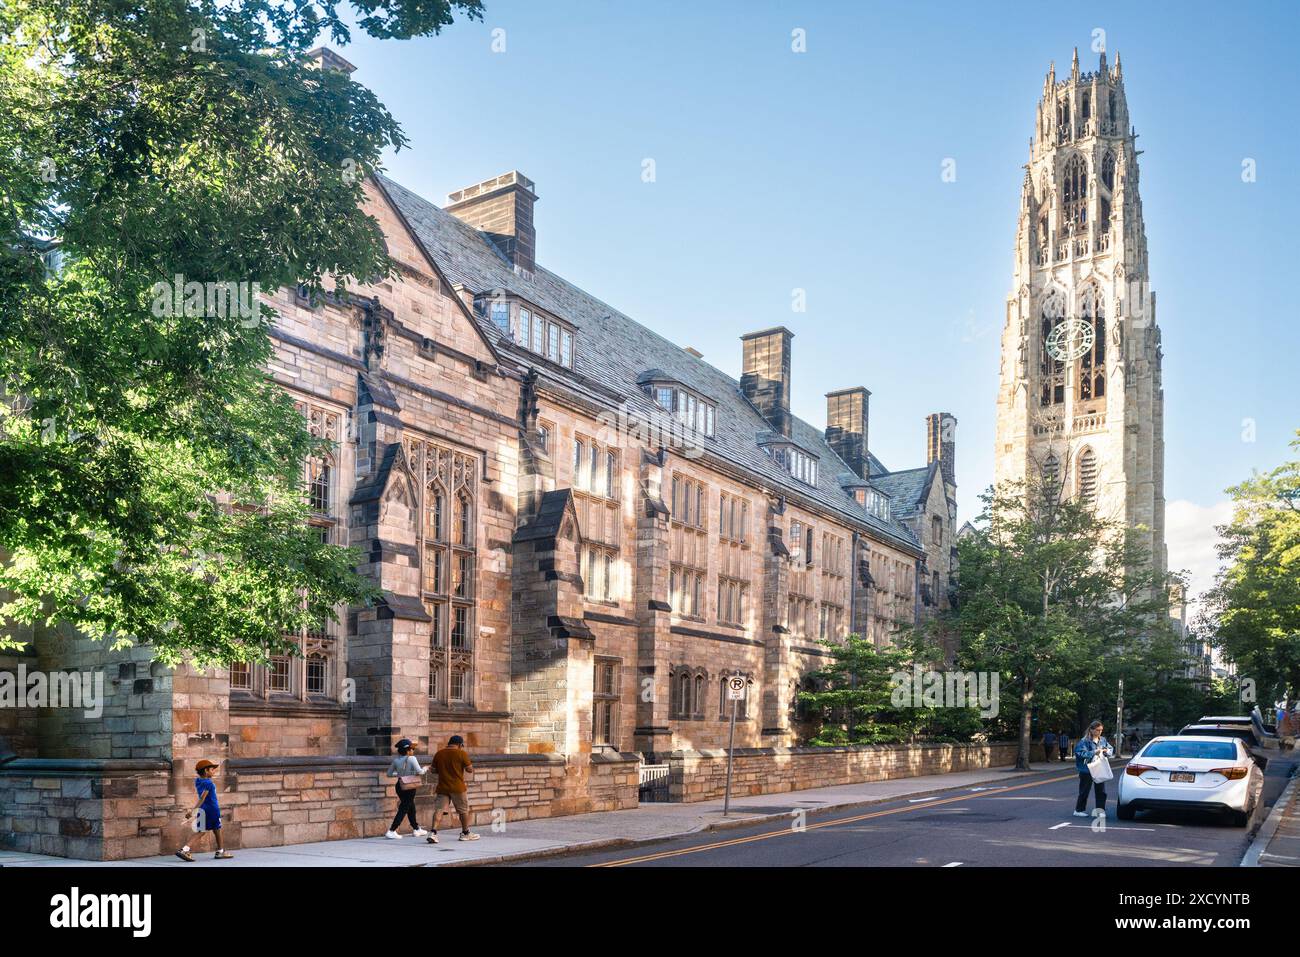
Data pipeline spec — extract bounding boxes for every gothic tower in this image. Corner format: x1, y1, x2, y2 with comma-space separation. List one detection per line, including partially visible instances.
994, 49, 1166, 577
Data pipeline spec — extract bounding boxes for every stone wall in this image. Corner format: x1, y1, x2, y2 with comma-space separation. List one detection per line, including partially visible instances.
0, 759, 173, 860
220, 751, 637, 851
0, 752, 637, 860
0, 649, 40, 758
666, 742, 1040, 803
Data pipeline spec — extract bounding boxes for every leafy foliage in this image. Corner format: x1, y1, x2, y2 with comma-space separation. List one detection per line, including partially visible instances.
0, 0, 481, 664
1201, 432, 1300, 702
947, 478, 1177, 768
797, 633, 983, 746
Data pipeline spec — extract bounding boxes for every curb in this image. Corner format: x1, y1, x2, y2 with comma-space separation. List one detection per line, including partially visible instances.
444, 763, 1084, 867
1241, 769, 1298, 867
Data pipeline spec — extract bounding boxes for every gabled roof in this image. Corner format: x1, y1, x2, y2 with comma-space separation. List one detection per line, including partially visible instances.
373, 174, 923, 555
869, 463, 938, 519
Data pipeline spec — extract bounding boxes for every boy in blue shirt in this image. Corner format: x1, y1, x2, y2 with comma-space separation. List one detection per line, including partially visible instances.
175, 758, 234, 862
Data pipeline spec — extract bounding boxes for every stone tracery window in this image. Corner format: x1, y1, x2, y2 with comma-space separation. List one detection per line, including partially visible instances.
1078, 286, 1107, 403
669, 474, 708, 618
1039, 289, 1066, 406
410, 438, 477, 707
574, 434, 620, 602
1077, 447, 1099, 506
233, 399, 343, 700
1062, 154, 1088, 230
1100, 151, 1116, 227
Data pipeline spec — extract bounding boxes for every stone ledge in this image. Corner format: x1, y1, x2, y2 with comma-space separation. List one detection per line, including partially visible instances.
0, 758, 171, 776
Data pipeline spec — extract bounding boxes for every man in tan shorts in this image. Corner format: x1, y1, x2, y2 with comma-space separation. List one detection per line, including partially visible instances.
427, 734, 479, 843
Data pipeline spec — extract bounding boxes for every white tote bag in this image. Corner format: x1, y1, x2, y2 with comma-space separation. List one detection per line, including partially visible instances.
1088, 752, 1113, 783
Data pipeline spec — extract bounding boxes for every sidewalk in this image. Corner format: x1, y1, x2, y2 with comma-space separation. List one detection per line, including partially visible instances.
1243, 754, 1300, 867
0, 761, 1076, 868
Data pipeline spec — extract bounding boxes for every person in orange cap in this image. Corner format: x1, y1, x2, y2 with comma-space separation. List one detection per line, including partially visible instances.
175, 758, 233, 862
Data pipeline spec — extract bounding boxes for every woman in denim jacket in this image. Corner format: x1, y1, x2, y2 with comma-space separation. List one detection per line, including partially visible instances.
1073, 720, 1114, 818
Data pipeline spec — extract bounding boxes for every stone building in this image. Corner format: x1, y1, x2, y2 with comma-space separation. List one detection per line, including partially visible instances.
0, 50, 963, 857
994, 49, 1166, 577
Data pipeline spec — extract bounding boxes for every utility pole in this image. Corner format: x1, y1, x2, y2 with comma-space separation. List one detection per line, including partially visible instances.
1115, 677, 1125, 758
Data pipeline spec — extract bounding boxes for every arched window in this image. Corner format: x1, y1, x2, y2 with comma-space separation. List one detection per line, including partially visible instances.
693, 673, 705, 719
1040, 290, 1066, 407
428, 490, 445, 541
457, 493, 473, 547
1078, 286, 1107, 402
1101, 151, 1116, 192
1062, 154, 1088, 229
1077, 448, 1099, 506
418, 442, 477, 707
1100, 152, 1116, 227
672, 669, 691, 719
1042, 452, 1061, 489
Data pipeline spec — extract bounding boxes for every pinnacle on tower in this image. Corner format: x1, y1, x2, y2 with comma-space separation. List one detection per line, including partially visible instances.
1099, 50, 1107, 74
1115, 51, 1123, 79
1071, 46, 1079, 79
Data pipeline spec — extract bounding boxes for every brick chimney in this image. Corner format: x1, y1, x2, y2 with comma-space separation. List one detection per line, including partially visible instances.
740, 327, 793, 437
446, 171, 538, 276
926, 412, 957, 488
305, 46, 357, 77
826, 387, 871, 479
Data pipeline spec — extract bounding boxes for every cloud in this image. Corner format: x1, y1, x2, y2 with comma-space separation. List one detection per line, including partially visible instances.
1165, 499, 1234, 613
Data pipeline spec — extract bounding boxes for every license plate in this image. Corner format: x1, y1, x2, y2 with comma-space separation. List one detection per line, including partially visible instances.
1169, 772, 1196, 783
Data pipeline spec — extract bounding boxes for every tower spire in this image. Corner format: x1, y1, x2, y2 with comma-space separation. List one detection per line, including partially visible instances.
1071, 46, 1080, 79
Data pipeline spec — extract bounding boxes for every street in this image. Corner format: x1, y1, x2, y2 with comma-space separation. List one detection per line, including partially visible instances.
522, 759, 1294, 867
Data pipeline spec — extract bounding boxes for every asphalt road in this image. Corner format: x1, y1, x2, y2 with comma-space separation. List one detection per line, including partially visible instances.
522, 757, 1295, 868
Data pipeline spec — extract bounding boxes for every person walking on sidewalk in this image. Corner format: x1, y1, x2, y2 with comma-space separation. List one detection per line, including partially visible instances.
175, 758, 233, 861
1058, 730, 1070, 762
1073, 720, 1114, 818
1042, 729, 1057, 762
427, 735, 479, 844
385, 738, 429, 840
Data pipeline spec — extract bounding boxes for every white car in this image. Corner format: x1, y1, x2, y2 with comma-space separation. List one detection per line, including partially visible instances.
1117, 735, 1264, 827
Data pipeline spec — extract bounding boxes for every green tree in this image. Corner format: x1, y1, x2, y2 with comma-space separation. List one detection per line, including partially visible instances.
797, 633, 982, 746
0, 0, 482, 666
1201, 432, 1300, 703
951, 479, 1172, 769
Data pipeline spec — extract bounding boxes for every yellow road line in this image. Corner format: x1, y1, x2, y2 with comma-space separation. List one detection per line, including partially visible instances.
592, 771, 1079, 867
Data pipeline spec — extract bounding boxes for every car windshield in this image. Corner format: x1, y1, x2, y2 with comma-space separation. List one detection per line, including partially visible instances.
1141, 741, 1237, 760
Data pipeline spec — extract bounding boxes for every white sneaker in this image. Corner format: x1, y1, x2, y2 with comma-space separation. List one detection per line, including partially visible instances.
385, 830, 403, 840
412, 828, 428, 837
1072, 811, 1089, 818
459, 831, 480, 842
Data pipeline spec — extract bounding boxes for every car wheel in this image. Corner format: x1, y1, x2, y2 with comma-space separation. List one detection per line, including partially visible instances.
1117, 804, 1135, 821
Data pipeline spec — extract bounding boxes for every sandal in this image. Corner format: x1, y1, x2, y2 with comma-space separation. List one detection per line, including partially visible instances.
175, 850, 194, 862
214, 851, 234, 859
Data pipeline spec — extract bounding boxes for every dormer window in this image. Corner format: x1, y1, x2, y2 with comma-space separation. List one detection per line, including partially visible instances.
856, 488, 890, 521
639, 376, 716, 438
475, 294, 576, 370
763, 441, 818, 487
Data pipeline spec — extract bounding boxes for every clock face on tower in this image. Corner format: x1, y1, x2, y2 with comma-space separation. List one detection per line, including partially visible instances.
1045, 317, 1095, 362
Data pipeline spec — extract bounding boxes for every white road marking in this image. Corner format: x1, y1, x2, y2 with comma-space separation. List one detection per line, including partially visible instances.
907, 797, 938, 803
943, 861, 963, 867
1051, 823, 1158, 832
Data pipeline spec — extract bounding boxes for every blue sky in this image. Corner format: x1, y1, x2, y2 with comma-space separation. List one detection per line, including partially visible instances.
334, 0, 1299, 599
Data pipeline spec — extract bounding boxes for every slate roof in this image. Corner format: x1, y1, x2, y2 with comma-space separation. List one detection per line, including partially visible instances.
374, 174, 924, 555
868, 464, 938, 519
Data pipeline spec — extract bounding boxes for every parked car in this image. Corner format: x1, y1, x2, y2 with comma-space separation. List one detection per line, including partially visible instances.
1118, 735, 1264, 826
1180, 722, 1261, 748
